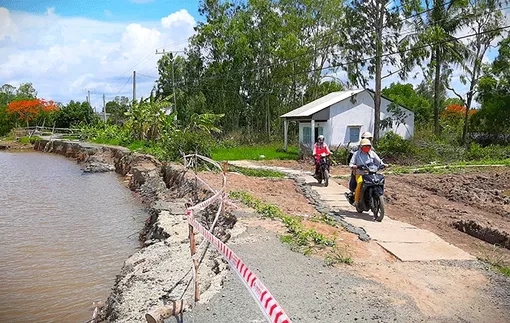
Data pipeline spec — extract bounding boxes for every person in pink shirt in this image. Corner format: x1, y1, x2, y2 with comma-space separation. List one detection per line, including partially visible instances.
312, 135, 331, 177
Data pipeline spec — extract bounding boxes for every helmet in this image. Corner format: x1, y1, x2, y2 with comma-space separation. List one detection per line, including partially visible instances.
360, 138, 372, 147
361, 131, 373, 139
318, 135, 324, 142
360, 138, 372, 153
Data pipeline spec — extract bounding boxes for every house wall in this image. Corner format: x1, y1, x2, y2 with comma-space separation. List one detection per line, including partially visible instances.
296, 90, 414, 148
328, 90, 414, 147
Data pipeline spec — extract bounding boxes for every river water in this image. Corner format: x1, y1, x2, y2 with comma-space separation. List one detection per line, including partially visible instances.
0, 151, 147, 322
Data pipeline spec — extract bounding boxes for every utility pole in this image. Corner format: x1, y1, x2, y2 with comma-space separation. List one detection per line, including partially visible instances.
156, 49, 184, 119
133, 71, 136, 103
103, 94, 106, 123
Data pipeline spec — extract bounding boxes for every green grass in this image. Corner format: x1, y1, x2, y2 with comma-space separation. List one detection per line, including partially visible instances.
229, 165, 286, 178
229, 191, 335, 255
212, 143, 299, 161
494, 264, 510, 277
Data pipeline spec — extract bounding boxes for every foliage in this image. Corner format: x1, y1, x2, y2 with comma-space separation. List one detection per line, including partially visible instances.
471, 36, 510, 142
6, 99, 58, 124
156, 0, 345, 138
80, 94, 224, 161
211, 143, 298, 161
54, 101, 99, 128
0, 83, 51, 135
382, 83, 432, 124
376, 131, 415, 159
105, 96, 130, 125
229, 165, 286, 178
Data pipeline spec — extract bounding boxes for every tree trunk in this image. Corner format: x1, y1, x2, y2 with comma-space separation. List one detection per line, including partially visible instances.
434, 45, 442, 135
373, 0, 384, 145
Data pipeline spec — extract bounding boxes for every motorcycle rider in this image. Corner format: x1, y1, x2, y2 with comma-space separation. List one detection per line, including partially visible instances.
313, 135, 331, 178
349, 138, 384, 206
348, 131, 374, 196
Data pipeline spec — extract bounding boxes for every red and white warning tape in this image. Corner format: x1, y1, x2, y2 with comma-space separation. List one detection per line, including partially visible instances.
186, 209, 291, 323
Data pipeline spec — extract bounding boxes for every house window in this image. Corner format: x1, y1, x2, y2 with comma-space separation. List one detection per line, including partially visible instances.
303, 127, 311, 144
303, 126, 324, 144
348, 126, 361, 143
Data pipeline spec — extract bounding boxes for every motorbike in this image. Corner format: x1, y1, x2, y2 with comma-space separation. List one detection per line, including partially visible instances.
345, 163, 386, 222
315, 152, 331, 187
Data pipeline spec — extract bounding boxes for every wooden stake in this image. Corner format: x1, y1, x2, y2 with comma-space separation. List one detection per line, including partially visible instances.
145, 300, 185, 323
189, 224, 200, 302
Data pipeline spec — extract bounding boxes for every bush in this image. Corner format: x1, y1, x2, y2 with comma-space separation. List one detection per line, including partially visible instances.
464, 143, 510, 161
377, 132, 415, 159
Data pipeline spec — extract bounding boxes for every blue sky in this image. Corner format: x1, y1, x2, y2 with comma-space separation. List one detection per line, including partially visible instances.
0, 1, 508, 110
2, 0, 201, 22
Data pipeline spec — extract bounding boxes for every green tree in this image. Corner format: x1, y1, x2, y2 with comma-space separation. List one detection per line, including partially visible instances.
340, 0, 420, 144
445, 0, 505, 144
105, 96, 130, 125
415, 0, 468, 135
54, 101, 99, 128
382, 83, 432, 124
472, 36, 510, 141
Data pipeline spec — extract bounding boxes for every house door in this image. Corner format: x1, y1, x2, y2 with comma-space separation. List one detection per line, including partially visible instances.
314, 127, 324, 143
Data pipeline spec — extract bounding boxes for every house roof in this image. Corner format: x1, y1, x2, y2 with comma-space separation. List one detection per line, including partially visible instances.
280, 89, 365, 118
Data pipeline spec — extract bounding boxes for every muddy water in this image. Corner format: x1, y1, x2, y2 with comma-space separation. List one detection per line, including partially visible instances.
0, 151, 147, 322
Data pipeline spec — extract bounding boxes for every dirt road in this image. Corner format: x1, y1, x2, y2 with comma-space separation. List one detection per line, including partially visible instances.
193, 166, 510, 322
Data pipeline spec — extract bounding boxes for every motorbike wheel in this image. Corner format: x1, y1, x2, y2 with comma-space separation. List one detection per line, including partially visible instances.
323, 169, 329, 187
373, 195, 385, 222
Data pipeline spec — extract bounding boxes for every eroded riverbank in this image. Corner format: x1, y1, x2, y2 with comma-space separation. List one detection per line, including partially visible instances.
33, 139, 236, 322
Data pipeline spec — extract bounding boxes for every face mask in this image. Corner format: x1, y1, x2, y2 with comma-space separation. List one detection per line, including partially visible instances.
361, 146, 371, 153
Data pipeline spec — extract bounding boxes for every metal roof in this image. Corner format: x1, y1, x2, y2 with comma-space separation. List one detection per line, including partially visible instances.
280, 89, 365, 118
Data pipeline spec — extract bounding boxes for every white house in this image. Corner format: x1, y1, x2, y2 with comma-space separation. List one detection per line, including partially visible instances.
280, 89, 414, 150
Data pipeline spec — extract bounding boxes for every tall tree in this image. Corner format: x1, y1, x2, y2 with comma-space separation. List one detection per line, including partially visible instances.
416, 0, 468, 135
340, 0, 418, 144
446, 0, 505, 144
472, 36, 510, 140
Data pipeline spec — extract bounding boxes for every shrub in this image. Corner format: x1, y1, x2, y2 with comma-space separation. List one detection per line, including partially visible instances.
377, 131, 414, 159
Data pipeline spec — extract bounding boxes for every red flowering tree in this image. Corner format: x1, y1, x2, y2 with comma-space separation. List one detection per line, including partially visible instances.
440, 104, 477, 121
6, 99, 58, 126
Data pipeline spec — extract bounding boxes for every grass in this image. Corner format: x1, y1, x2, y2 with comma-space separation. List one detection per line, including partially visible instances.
229, 165, 286, 178
212, 143, 299, 161
324, 245, 353, 266
229, 191, 337, 256
478, 244, 510, 278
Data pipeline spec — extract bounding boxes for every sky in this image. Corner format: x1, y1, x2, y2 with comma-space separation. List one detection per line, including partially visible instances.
0, 0, 201, 110
0, 0, 508, 111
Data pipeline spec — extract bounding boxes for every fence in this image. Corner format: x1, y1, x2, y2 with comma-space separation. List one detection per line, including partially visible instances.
145, 154, 292, 323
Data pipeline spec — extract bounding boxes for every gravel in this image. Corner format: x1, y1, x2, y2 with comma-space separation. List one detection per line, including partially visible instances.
185, 222, 429, 323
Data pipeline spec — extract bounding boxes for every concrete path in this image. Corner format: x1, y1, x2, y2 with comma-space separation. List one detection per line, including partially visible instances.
230, 160, 475, 262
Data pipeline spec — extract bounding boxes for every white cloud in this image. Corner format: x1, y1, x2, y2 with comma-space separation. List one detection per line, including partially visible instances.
0, 7, 195, 110
161, 9, 196, 28
46, 7, 56, 16
0, 7, 17, 41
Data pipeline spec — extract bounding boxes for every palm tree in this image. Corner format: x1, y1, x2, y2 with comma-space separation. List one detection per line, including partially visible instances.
419, 0, 468, 135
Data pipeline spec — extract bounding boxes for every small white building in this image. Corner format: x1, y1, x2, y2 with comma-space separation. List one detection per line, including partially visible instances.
280, 89, 414, 150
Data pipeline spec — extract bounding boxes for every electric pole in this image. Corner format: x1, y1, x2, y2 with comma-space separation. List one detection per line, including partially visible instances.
103, 94, 106, 123
133, 71, 136, 103
156, 49, 184, 119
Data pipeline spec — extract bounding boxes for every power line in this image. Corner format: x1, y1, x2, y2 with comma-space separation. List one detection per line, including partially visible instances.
165, 1, 506, 90
166, 23, 510, 91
